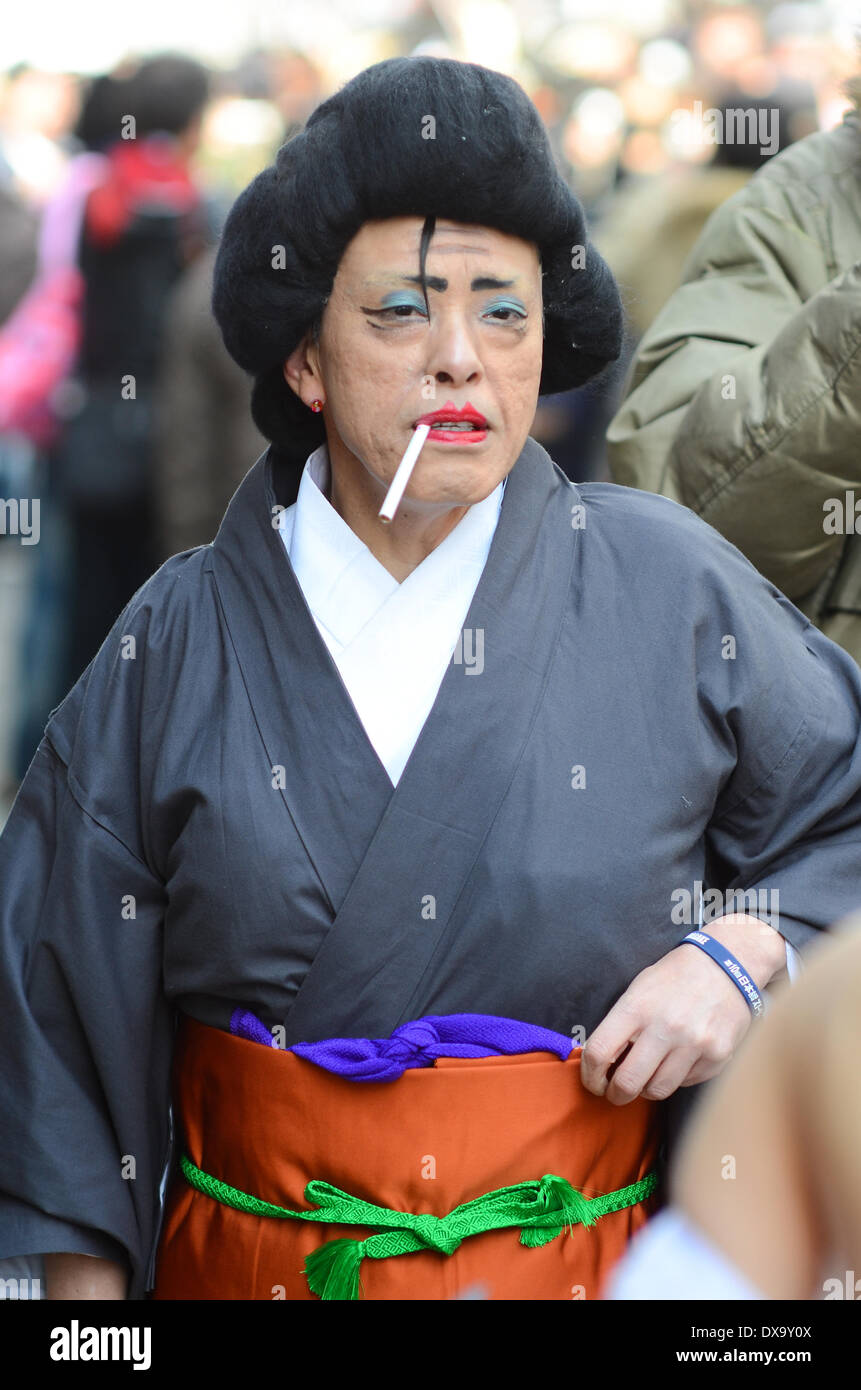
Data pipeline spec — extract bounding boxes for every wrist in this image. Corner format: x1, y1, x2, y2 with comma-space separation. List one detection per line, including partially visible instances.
703, 914, 786, 987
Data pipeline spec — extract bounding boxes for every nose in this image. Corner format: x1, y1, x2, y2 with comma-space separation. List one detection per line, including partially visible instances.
424, 307, 483, 389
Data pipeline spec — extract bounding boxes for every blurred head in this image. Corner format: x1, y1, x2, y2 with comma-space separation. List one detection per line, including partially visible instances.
76, 54, 210, 152
693, 7, 765, 80
129, 53, 210, 139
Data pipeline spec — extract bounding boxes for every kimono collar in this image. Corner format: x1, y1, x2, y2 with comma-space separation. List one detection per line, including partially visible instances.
277, 443, 505, 650
209, 431, 572, 642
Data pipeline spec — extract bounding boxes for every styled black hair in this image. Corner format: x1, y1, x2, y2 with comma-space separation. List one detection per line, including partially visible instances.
212, 55, 623, 474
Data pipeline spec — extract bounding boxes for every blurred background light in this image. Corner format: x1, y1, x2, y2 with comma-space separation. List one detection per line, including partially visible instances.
638, 39, 693, 88
542, 23, 638, 79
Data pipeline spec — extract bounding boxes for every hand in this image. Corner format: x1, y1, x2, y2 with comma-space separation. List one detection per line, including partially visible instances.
580, 915, 788, 1105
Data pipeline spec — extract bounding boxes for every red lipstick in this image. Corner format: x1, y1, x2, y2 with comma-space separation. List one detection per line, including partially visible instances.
414, 400, 489, 444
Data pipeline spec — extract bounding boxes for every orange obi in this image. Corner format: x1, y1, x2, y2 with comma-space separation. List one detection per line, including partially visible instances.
152, 1016, 663, 1301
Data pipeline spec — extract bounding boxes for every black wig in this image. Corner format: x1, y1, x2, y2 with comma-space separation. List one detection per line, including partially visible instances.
212, 56, 623, 475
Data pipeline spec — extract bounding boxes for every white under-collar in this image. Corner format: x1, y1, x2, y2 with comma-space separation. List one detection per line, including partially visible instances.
277, 444, 504, 783
279, 447, 399, 649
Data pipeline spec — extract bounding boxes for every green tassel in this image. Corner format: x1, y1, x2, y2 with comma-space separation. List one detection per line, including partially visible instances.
304, 1238, 366, 1300
520, 1174, 597, 1248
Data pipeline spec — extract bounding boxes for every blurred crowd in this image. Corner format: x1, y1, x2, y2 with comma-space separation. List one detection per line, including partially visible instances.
0, 2, 857, 821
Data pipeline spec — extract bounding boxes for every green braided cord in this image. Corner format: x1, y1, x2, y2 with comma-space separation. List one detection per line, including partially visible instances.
580, 1172, 660, 1219
181, 1153, 658, 1293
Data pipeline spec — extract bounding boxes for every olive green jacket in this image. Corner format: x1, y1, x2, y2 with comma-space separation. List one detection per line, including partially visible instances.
607, 109, 861, 665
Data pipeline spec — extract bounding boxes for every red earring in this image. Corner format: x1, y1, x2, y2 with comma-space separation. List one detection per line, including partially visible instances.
310, 399, 323, 413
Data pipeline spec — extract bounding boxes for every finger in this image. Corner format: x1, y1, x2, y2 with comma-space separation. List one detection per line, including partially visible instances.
679, 1052, 735, 1088
604, 1030, 674, 1106
678, 1016, 751, 1088
639, 1045, 701, 1102
580, 1012, 641, 1095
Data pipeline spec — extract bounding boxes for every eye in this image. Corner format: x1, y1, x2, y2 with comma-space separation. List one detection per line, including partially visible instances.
373, 303, 428, 320
484, 305, 528, 323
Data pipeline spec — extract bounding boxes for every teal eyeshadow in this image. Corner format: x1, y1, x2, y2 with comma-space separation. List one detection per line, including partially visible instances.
484, 299, 527, 316
376, 293, 526, 315
379, 292, 427, 310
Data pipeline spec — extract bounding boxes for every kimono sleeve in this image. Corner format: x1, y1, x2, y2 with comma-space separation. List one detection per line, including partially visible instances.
0, 609, 176, 1299
698, 528, 861, 954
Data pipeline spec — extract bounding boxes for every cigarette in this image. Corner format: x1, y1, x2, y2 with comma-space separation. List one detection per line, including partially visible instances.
378, 422, 431, 523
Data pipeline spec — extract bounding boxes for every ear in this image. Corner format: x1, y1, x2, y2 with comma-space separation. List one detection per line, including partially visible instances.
282, 331, 323, 405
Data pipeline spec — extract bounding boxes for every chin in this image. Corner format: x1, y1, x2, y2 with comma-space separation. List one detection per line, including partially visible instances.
431, 452, 509, 492
437, 480, 503, 508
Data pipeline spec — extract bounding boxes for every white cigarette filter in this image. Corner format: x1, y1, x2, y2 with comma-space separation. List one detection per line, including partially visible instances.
378, 422, 431, 523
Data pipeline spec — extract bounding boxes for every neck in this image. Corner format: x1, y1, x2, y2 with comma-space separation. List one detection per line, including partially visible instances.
326, 451, 470, 583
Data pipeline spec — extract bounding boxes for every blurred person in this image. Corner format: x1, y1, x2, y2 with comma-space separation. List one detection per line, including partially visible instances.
0, 178, 38, 324
531, 67, 820, 485
691, 5, 766, 88
572, 80, 817, 487
53, 54, 211, 695
607, 73, 861, 667
150, 49, 331, 559
265, 48, 325, 140
596, 84, 818, 342
6, 60, 211, 783
529, 80, 631, 483
5, 75, 131, 790
152, 244, 267, 560
606, 916, 861, 1300
766, 0, 841, 111
0, 171, 40, 823
0, 63, 80, 203
0, 143, 105, 804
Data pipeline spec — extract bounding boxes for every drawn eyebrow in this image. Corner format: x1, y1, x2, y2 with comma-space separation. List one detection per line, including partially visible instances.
398, 274, 517, 292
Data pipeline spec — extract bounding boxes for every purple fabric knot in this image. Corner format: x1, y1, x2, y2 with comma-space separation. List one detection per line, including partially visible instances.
291, 1018, 445, 1082
379, 1018, 442, 1066
229, 1008, 576, 1082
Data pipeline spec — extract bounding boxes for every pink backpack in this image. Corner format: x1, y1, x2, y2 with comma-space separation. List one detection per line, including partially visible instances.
0, 154, 107, 448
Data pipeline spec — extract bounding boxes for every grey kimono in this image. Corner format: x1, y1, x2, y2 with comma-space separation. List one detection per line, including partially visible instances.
1, 434, 860, 1297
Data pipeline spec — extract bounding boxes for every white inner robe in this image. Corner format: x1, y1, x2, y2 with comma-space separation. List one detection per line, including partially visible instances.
277, 443, 504, 787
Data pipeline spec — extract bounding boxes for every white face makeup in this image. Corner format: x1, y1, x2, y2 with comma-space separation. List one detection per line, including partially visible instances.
283, 217, 544, 520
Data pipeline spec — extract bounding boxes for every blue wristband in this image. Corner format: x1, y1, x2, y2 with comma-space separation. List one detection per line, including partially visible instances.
680, 931, 765, 1017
